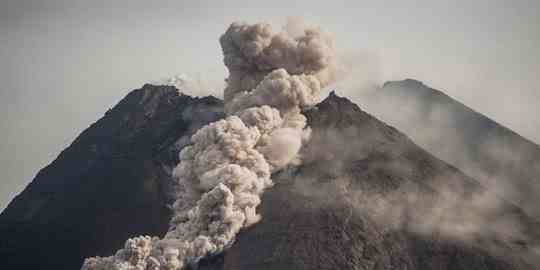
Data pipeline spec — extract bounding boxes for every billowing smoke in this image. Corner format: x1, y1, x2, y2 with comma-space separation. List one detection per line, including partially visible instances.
82, 21, 336, 270
220, 22, 335, 104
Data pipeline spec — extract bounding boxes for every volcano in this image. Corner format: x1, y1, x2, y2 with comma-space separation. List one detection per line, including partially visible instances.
1, 84, 539, 269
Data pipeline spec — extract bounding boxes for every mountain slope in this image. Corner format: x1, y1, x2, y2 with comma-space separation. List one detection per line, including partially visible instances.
0, 85, 224, 269
200, 92, 538, 270
355, 79, 540, 219
1, 86, 538, 269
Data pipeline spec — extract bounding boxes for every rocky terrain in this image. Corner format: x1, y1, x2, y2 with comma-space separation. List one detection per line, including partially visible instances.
1, 84, 539, 269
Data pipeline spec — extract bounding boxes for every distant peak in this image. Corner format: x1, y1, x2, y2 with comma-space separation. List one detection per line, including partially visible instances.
383, 78, 425, 88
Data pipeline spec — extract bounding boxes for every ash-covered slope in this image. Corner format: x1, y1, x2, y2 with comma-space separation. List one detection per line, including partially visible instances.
199, 92, 538, 270
0, 85, 223, 269
356, 79, 540, 219
1, 86, 538, 269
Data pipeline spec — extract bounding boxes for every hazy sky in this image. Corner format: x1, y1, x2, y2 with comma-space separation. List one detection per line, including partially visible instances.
1, 0, 539, 210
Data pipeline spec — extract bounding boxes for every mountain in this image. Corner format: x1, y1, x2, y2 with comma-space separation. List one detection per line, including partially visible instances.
355, 79, 540, 219
199, 91, 539, 270
0, 85, 224, 269
1, 85, 538, 269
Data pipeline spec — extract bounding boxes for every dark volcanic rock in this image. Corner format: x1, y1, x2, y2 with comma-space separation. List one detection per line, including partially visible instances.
1, 87, 538, 269
0, 84, 223, 269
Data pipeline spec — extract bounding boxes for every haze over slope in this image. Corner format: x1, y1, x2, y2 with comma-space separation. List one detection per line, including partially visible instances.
352, 79, 540, 219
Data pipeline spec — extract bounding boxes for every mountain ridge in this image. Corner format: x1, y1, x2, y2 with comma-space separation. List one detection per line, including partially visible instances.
357, 79, 540, 219
383, 78, 539, 146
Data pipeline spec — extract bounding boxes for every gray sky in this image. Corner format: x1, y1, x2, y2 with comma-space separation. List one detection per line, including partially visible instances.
1, 0, 539, 210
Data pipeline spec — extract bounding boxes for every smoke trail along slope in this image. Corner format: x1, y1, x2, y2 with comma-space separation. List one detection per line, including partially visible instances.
82, 21, 336, 270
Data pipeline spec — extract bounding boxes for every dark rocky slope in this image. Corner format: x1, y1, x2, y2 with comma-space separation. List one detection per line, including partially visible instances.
0, 85, 224, 269
1, 85, 538, 269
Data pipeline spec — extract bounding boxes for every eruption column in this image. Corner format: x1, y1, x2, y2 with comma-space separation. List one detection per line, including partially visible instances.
82, 21, 336, 270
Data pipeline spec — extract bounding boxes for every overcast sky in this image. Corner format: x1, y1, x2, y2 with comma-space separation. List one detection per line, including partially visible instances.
1, 0, 539, 210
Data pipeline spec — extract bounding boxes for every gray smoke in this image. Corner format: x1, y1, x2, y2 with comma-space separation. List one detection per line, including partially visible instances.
220, 21, 336, 104
82, 21, 336, 270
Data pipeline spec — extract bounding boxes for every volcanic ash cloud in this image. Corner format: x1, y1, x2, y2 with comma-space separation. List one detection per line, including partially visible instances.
82, 21, 336, 270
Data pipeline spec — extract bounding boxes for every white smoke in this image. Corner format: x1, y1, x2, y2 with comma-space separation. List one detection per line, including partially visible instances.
153, 73, 223, 98
82, 21, 336, 270
153, 74, 192, 91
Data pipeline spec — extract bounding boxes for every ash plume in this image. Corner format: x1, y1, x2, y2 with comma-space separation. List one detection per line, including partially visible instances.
82, 21, 336, 270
